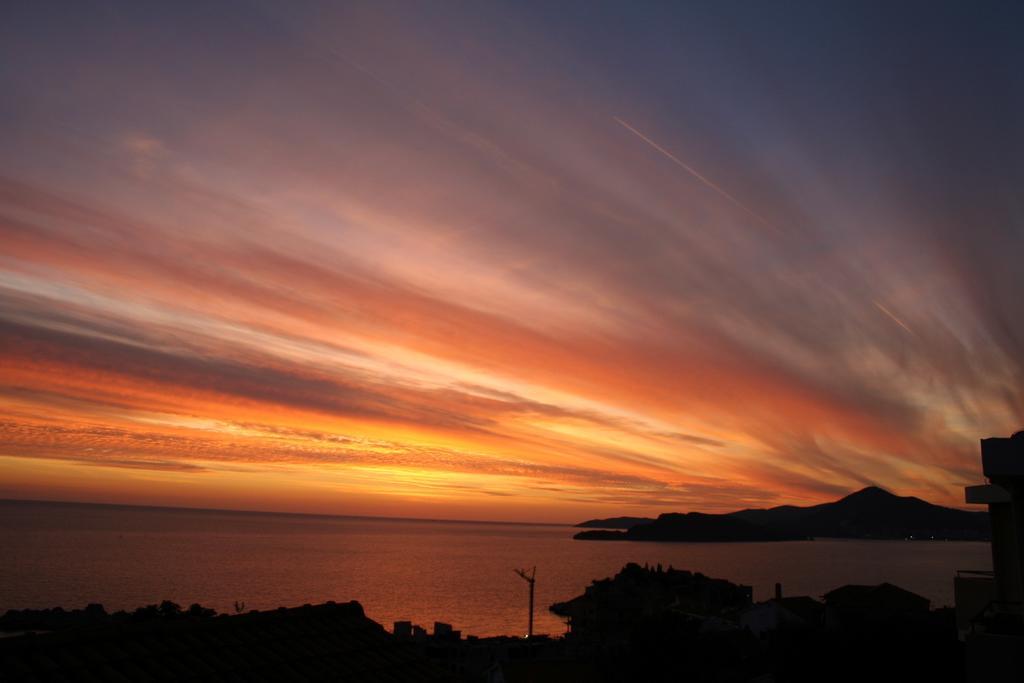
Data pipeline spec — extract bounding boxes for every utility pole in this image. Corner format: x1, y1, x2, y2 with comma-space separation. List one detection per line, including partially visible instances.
514, 566, 536, 638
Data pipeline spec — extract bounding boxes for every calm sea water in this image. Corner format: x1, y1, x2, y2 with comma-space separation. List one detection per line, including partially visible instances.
0, 499, 992, 636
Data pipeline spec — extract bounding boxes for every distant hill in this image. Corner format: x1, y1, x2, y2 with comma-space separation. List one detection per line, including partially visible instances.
575, 516, 654, 529
574, 487, 990, 543
737, 486, 991, 540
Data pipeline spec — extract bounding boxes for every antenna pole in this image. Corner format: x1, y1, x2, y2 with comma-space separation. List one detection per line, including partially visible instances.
514, 566, 536, 638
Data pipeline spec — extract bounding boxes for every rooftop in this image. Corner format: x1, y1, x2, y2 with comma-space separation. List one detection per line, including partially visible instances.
823, 583, 930, 613
981, 431, 1024, 479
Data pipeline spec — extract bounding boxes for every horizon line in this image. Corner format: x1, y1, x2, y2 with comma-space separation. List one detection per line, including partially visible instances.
0, 497, 574, 528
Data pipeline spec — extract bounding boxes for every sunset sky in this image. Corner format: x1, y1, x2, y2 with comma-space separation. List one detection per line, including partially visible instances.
1, 1, 1021, 522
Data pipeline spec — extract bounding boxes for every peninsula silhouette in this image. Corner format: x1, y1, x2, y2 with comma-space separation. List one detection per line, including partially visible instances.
574, 486, 990, 542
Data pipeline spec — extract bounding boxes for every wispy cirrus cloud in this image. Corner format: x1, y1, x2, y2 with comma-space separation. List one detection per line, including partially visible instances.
0, 1, 1020, 520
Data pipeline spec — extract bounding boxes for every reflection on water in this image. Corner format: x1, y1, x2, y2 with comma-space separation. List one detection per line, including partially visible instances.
0, 500, 991, 636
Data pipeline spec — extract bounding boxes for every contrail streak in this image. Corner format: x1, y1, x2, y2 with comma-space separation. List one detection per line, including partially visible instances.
613, 116, 778, 231
873, 301, 915, 335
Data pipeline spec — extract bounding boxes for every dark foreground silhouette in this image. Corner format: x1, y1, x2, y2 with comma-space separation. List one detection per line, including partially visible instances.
0, 601, 450, 682
0, 600, 217, 633
576, 485, 990, 542
2, 563, 965, 682
543, 562, 964, 682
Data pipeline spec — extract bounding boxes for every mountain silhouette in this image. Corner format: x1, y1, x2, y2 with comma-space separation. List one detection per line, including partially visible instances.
575, 486, 990, 542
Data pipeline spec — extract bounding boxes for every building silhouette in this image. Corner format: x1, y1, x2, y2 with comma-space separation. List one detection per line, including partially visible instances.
956, 431, 1024, 681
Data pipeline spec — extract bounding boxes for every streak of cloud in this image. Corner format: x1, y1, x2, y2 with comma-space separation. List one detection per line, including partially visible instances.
612, 117, 780, 232
0, 0, 1020, 520
873, 301, 915, 336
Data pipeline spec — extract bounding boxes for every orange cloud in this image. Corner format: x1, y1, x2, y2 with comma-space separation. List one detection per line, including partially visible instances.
1, 2, 1020, 520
